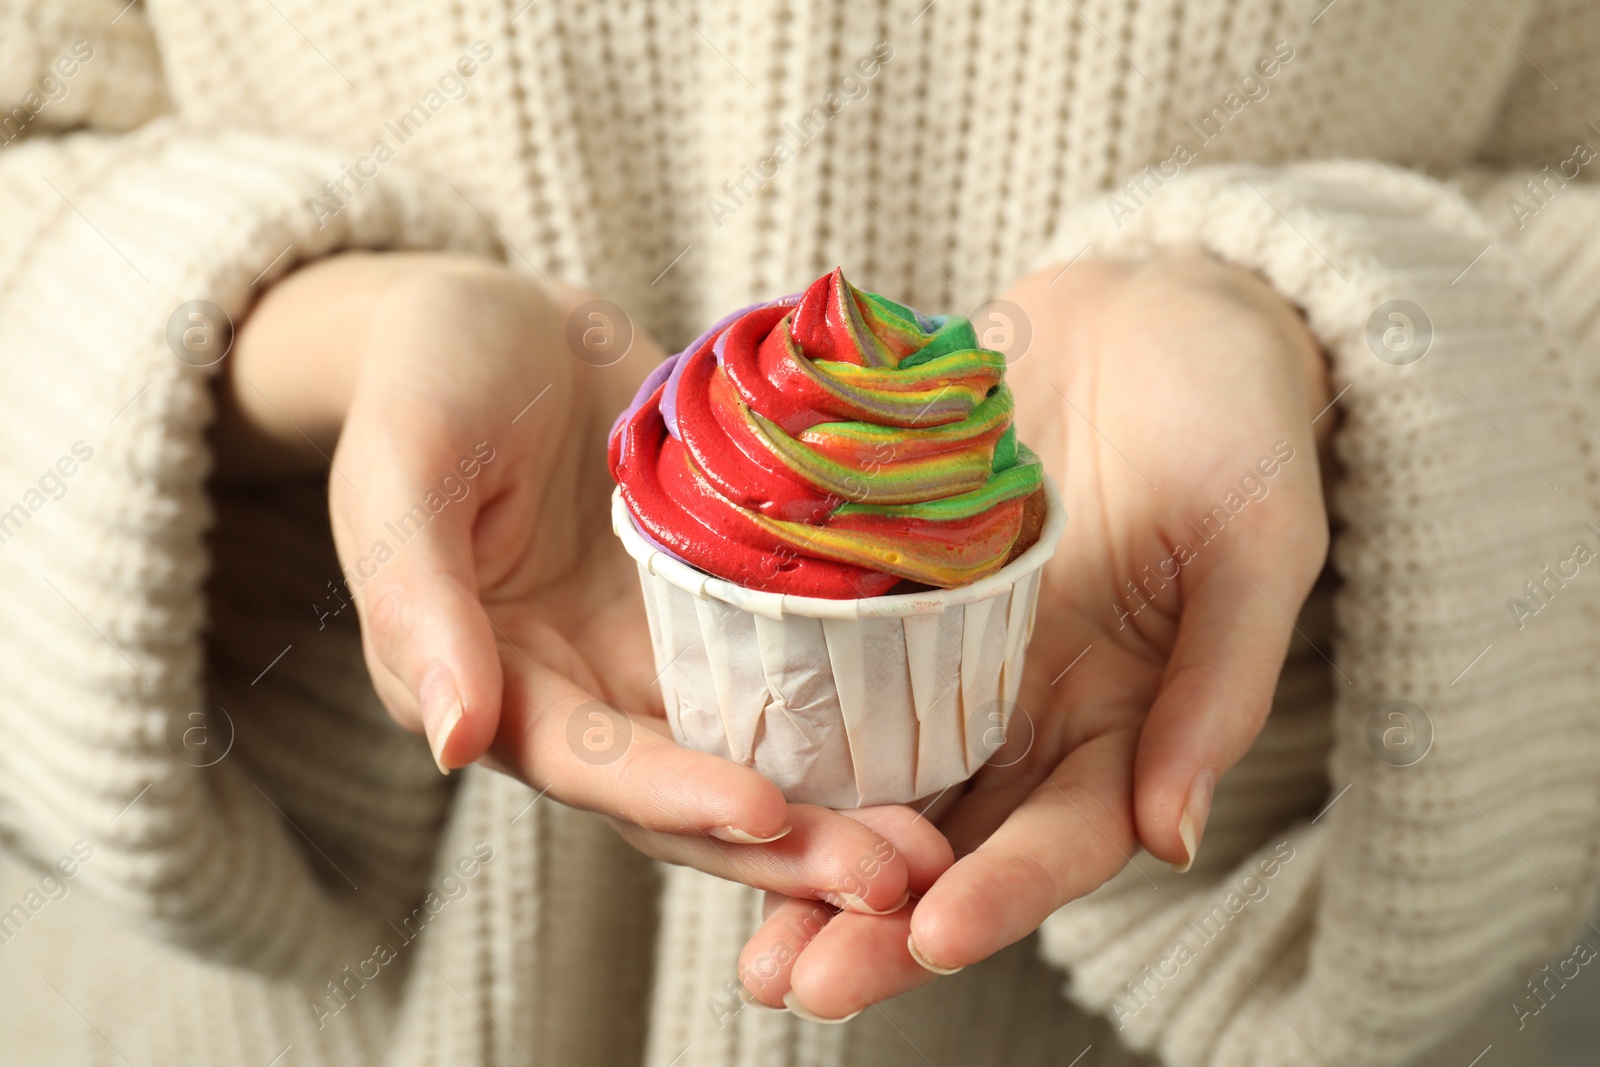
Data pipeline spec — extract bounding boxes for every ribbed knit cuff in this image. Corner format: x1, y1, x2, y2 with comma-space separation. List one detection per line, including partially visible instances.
0, 0, 168, 138
0, 118, 497, 978
1031, 161, 1600, 1066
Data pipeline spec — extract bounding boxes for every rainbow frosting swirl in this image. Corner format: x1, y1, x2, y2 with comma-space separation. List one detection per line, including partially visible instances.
608, 269, 1043, 599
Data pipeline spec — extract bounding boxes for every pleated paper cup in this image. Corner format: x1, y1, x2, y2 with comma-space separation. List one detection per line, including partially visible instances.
611, 478, 1066, 809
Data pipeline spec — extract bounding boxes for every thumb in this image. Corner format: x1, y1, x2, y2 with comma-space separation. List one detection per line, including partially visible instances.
1131, 561, 1312, 871
340, 475, 504, 773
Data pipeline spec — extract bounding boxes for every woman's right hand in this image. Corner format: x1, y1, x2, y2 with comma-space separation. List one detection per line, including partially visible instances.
220, 251, 952, 916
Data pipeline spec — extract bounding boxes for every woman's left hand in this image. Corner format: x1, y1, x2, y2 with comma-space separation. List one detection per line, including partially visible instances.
739, 254, 1334, 1019
218, 251, 949, 914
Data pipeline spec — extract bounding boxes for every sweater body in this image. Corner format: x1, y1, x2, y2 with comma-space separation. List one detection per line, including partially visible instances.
1, 2, 1597, 1065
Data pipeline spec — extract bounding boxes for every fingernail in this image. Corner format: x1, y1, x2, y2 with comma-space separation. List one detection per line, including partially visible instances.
783, 992, 861, 1024
430, 701, 462, 775
834, 889, 910, 916
709, 825, 792, 845
906, 933, 964, 975
745, 998, 785, 1012
420, 671, 463, 775
1173, 769, 1215, 874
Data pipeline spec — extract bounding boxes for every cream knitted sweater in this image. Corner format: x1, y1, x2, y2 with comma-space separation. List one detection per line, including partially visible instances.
2, 1, 1599, 1065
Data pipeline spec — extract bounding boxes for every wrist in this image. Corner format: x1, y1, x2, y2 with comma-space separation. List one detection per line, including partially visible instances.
1194, 257, 1333, 445
1009, 252, 1333, 444
214, 251, 514, 479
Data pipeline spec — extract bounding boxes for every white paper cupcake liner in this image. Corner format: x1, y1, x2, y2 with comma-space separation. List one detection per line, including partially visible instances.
611, 477, 1066, 808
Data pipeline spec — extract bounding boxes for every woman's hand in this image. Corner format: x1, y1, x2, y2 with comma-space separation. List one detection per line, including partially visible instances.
217, 252, 945, 914
741, 253, 1333, 1018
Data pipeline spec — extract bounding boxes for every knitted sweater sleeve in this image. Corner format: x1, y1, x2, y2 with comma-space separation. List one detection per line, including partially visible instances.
0, 0, 167, 139
1026, 9, 1600, 1065
0, 0, 499, 978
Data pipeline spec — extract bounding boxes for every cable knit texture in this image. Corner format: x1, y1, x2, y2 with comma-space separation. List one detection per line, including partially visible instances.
1, 1, 1598, 1065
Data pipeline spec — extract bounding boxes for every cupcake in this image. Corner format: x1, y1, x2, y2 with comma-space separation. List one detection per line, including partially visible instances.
608, 269, 1065, 807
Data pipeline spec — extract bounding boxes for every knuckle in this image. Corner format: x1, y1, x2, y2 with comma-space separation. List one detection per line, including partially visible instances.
603, 740, 680, 829
983, 841, 1068, 916
358, 581, 419, 663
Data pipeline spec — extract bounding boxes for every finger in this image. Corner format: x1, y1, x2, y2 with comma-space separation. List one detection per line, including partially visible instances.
935, 751, 1054, 860
613, 804, 913, 913
1132, 562, 1310, 871
788, 906, 937, 1021
833, 804, 956, 896
336, 452, 503, 773
734, 806, 953, 1010
933, 687, 1139, 859
739, 896, 837, 1007
908, 726, 1138, 974
492, 649, 792, 842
